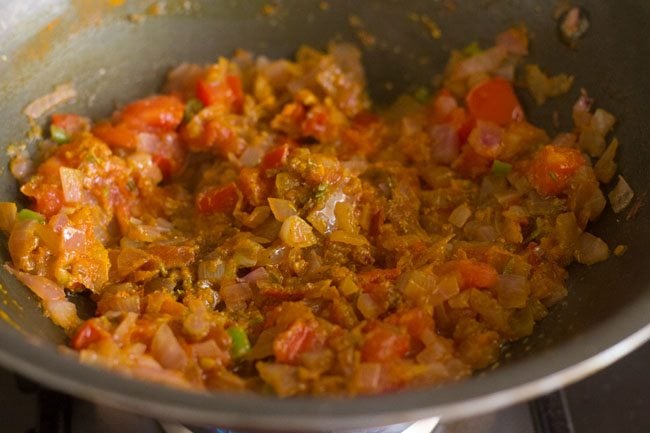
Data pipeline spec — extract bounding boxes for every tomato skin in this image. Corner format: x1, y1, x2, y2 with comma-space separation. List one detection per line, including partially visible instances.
92, 121, 139, 149
196, 75, 244, 114
527, 145, 586, 196
440, 259, 499, 290
273, 319, 319, 364
27, 184, 64, 218
71, 320, 110, 350
466, 77, 522, 126
260, 142, 292, 172
361, 323, 410, 363
119, 95, 185, 132
196, 182, 240, 214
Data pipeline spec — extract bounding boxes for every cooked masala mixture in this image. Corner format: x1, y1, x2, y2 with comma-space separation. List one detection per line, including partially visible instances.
0, 28, 626, 396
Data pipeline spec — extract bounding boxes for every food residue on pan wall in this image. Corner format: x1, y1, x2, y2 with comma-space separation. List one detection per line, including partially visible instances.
408, 13, 443, 40
348, 14, 376, 47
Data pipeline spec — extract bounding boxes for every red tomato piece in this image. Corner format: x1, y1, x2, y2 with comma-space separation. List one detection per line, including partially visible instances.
196, 75, 244, 114
361, 323, 410, 363
466, 77, 523, 126
92, 121, 139, 149
439, 259, 499, 290
51, 113, 90, 136
527, 145, 586, 196
273, 319, 319, 364
196, 182, 240, 214
151, 132, 186, 178
25, 184, 63, 218
71, 319, 110, 350
260, 142, 292, 172
119, 95, 185, 132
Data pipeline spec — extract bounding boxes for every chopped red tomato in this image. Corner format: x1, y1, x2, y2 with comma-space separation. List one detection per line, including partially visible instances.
440, 259, 499, 290
23, 184, 63, 218
260, 142, 292, 172
302, 106, 330, 140
71, 319, 110, 350
196, 182, 240, 214
273, 319, 321, 364
386, 308, 435, 342
361, 322, 410, 362
92, 122, 139, 149
150, 132, 186, 178
527, 145, 586, 196
119, 95, 184, 132
51, 113, 90, 136
466, 77, 523, 126
196, 75, 244, 114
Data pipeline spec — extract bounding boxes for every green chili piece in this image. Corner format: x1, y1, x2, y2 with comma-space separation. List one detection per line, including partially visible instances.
491, 160, 512, 176
227, 325, 251, 358
17, 209, 45, 224
50, 125, 70, 144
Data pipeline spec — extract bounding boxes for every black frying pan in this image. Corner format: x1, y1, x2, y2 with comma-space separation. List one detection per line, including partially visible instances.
0, 0, 648, 430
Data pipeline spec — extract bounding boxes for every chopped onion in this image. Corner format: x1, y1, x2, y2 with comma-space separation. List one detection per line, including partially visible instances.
239, 146, 265, 167
191, 340, 223, 359
574, 232, 609, 265
468, 120, 504, 158
357, 292, 383, 319
590, 109, 616, 136
495, 28, 528, 55
353, 363, 383, 394
240, 267, 269, 283
428, 123, 460, 164
151, 323, 188, 370
608, 175, 634, 213
268, 198, 297, 222
113, 312, 138, 344
454, 45, 508, 79
59, 167, 84, 203
448, 203, 472, 228
495, 274, 528, 308
256, 362, 302, 397
61, 226, 85, 251
23, 83, 77, 119
136, 133, 160, 153
279, 215, 317, 248
4, 266, 80, 329
5, 265, 65, 301
572, 90, 593, 128
594, 138, 618, 184
220, 282, 253, 311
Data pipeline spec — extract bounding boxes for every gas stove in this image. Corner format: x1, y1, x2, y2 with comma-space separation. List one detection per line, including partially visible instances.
2, 342, 648, 433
